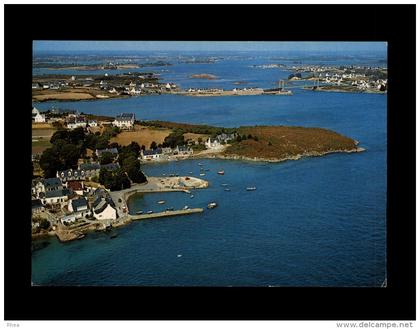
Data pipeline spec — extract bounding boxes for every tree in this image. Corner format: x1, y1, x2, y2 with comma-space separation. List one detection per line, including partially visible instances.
150, 141, 157, 150
198, 137, 203, 144
60, 143, 80, 169
95, 135, 110, 150
99, 168, 112, 186
253, 136, 259, 142
236, 135, 242, 142
39, 148, 62, 178
69, 127, 85, 145
122, 156, 147, 183
50, 130, 70, 144
39, 219, 51, 230
242, 135, 247, 141
247, 134, 252, 139
99, 152, 115, 165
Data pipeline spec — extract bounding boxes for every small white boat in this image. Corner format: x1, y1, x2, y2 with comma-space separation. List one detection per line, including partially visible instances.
183, 205, 189, 210
200, 173, 205, 176
147, 210, 153, 214
190, 195, 194, 198
217, 170, 225, 175
224, 188, 231, 192
246, 187, 257, 191
189, 171, 193, 174
221, 183, 229, 187
157, 200, 166, 204
198, 163, 203, 166
136, 210, 143, 214
184, 190, 191, 194
207, 202, 217, 209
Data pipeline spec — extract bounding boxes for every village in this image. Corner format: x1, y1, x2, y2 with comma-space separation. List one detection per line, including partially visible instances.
288, 64, 388, 92
31, 107, 238, 241
32, 73, 180, 101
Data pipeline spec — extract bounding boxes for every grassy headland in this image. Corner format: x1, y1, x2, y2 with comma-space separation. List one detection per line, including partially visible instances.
223, 126, 360, 161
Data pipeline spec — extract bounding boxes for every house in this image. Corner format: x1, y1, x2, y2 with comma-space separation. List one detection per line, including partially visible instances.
32, 83, 42, 89
31, 199, 44, 214
32, 107, 40, 116
205, 138, 222, 150
39, 177, 63, 194
57, 169, 86, 182
141, 148, 163, 161
43, 188, 70, 205
95, 148, 119, 157
88, 120, 98, 127
67, 116, 87, 129
101, 162, 120, 171
61, 213, 77, 225
34, 112, 46, 123
216, 133, 237, 143
79, 162, 101, 178
174, 145, 193, 156
113, 113, 135, 129
68, 197, 89, 216
32, 107, 46, 122
93, 199, 117, 220
161, 147, 173, 155
67, 181, 84, 195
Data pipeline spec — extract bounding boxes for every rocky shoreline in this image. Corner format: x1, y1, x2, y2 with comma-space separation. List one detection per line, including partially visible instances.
199, 147, 366, 163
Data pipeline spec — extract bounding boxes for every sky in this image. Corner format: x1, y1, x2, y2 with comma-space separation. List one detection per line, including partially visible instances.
33, 41, 387, 54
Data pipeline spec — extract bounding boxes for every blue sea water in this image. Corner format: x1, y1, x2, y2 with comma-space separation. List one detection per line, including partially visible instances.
32, 54, 386, 287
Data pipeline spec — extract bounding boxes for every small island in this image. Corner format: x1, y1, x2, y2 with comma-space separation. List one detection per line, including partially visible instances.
190, 73, 218, 80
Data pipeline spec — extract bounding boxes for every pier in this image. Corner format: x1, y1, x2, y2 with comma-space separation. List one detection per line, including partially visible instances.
130, 208, 204, 221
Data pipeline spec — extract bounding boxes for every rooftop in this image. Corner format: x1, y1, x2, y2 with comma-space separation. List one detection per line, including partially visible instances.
115, 113, 135, 121
43, 177, 62, 188
71, 197, 88, 210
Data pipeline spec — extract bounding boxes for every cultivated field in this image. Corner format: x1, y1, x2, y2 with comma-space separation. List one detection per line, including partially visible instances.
110, 125, 172, 148
32, 125, 56, 154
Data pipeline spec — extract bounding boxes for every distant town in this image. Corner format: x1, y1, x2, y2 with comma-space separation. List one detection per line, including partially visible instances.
32, 63, 387, 102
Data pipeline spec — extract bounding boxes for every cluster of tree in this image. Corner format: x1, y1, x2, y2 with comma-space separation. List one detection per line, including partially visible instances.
40, 127, 87, 178
235, 134, 259, 143
141, 121, 236, 136
85, 126, 121, 151
162, 129, 186, 149
99, 168, 131, 191
39, 126, 123, 178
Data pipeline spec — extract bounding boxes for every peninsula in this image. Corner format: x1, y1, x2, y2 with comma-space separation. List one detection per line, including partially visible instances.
31, 111, 364, 243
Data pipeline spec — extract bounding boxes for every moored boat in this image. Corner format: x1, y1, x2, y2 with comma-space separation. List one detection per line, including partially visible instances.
157, 200, 166, 204
224, 188, 231, 192
207, 202, 217, 209
136, 210, 143, 215
246, 187, 257, 191
147, 210, 153, 214
217, 170, 225, 175
183, 205, 189, 210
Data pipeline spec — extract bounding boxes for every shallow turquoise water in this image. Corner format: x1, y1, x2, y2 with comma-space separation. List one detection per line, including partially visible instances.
32, 55, 386, 287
